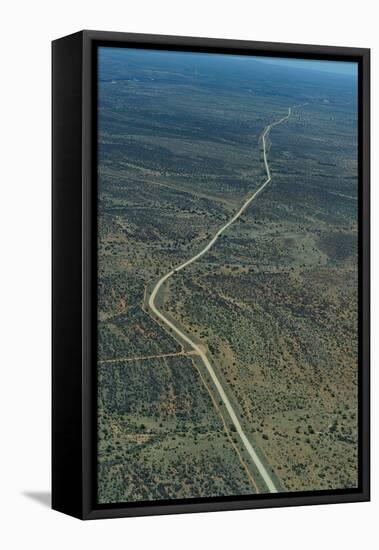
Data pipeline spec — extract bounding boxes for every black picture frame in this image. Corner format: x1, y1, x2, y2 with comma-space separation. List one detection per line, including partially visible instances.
52, 30, 370, 520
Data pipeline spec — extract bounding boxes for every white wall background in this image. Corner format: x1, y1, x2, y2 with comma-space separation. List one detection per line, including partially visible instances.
0, 0, 376, 548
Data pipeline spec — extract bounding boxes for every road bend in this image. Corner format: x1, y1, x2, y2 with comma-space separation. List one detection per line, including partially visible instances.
148, 108, 292, 493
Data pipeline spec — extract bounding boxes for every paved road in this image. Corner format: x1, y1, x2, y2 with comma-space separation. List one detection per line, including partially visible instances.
148, 108, 292, 493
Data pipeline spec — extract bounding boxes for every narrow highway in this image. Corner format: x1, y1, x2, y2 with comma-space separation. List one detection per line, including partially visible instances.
148, 108, 292, 493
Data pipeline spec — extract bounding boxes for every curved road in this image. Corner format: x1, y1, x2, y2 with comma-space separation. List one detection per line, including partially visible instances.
148, 108, 292, 493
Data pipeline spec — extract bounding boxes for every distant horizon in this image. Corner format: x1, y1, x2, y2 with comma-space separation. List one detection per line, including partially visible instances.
255, 56, 358, 77
100, 47, 358, 80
